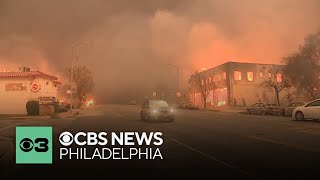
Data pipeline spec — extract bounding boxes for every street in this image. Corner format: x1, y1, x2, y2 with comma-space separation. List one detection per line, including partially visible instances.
1, 104, 320, 179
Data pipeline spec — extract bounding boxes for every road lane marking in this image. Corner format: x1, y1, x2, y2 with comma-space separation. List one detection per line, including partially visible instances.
170, 138, 257, 179
127, 109, 138, 113
113, 113, 125, 118
289, 126, 320, 135
299, 129, 320, 135
247, 135, 320, 153
0, 122, 28, 132
164, 122, 320, 154
0, 135, 13, 141
0, 120, 49, 132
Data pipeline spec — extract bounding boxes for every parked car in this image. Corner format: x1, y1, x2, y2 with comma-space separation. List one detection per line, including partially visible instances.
281, 102, 306, 117
247, 103, 281, 115
178, 102, 199, 110
140, 99, 175, 121
129, 99, 137, 105
292, 99, 320, 121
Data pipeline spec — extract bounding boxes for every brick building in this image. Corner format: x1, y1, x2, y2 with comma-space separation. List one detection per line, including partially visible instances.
189, 61, 305, 108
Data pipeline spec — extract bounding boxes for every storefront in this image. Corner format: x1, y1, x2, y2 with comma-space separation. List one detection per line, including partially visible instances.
191, 87, 228, 108
0, 69, 62, 114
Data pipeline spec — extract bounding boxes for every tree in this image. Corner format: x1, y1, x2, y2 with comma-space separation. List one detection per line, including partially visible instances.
68, 65, 95, 103
283, 32, 320, 100
189, 70, 217, 109
260, 65, 290, 106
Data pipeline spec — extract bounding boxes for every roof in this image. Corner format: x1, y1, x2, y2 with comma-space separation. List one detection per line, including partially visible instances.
0, 71, 58, 80
226, 61, 285, 66
200, 61, 285, 74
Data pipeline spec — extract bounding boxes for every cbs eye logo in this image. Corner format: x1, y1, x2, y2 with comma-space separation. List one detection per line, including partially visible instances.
59, 132, 73, 146
19, 137, 49, 152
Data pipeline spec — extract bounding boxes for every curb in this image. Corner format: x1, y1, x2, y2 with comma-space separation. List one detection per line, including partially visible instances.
56, 109, 82, 119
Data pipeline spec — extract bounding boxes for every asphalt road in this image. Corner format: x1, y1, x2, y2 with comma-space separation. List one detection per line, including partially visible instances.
1, 104, 320, 179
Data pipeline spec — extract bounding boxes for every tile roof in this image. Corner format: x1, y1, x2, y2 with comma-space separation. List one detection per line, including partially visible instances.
0, 71, 58, 80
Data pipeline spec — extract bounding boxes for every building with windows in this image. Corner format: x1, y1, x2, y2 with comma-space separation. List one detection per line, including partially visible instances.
0, 67, 62, 114
189, 61, 304, 108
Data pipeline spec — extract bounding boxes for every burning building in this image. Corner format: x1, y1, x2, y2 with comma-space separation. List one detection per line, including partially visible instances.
0, 67, 62, 114
189, 61, 305, 108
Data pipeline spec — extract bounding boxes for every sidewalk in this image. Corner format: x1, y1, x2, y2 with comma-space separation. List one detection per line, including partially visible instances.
208, 106, 248, 113
57, 109, 82, 118
0, 114, 51, 120
57, 107, 104, 118
76, 109, 104, 117
11, 116, 51, 120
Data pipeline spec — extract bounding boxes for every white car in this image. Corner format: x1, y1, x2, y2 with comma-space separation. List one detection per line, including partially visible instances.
292, 99, 320, 120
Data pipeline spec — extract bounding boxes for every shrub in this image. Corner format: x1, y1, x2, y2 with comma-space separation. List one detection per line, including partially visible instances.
54, 101, 69, 113
26, 100, 39, 116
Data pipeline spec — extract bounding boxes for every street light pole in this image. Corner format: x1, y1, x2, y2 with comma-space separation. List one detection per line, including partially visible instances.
176, 66, 179, 90
168, 64, 179, 91
70, 42, 88, 114
70, 46, 74, 114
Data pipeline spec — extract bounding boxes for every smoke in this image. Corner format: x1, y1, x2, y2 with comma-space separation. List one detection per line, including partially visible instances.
0, 0, 319, 103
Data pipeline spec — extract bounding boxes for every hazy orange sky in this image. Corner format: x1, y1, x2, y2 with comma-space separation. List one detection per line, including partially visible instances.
0, 0, 319, 101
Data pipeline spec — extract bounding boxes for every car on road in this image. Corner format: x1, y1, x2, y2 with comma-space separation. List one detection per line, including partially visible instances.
140, 99, 175, 121
281, 102, 306, 117
129, 99, 137, 105
292, 99, 320, 121
177, 102, 199, 110
247, 103, 281, 115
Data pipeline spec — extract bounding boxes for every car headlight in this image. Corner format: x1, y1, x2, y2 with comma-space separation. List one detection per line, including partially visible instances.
152, 109, 158, 114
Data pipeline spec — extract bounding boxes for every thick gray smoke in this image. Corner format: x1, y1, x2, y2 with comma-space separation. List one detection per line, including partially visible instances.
0, 0, 319, 103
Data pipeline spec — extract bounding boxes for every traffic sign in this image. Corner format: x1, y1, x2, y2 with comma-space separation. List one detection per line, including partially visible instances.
30, 82, 40, 92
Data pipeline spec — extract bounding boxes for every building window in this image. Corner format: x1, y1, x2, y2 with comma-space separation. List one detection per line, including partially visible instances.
276, 73, 282, 82
201, 79, 204, 85
209, 76, 212, 83
234, 71, 241, 81
259, 72, 263, 78
46, 82, 49, 86
217, 74, 221, 81
223, 72, 226, 79
247, 72, 254, 81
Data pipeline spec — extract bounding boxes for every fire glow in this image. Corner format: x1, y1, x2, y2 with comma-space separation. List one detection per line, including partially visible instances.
85, 99, 94, 107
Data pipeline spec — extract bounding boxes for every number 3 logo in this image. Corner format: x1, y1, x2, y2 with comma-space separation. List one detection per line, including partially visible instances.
34, 138, 49, 152
20, 138, 49, 152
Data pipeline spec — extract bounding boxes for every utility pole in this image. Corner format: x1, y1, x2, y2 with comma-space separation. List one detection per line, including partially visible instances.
70, 42, 88, 114
70, 47, 74, 114
168, 64, 179, 90
176, 66, 179, 91
167, 63, 181, 104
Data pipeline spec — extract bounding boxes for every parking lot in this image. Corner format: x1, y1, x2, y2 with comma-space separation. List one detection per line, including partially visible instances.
1, 104, 320, 178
